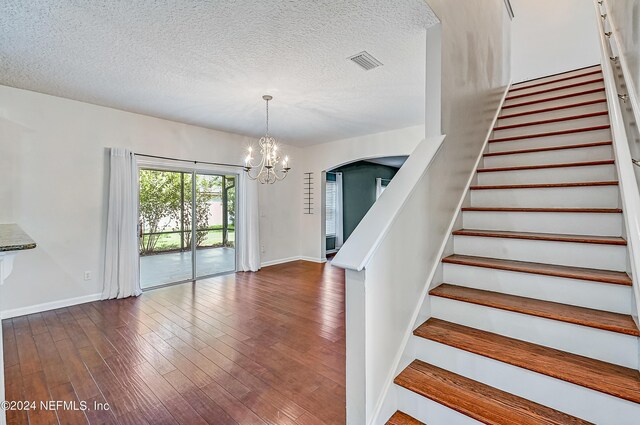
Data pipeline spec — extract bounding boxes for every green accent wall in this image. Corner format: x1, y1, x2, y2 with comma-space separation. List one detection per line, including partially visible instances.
326, 161, 399, 250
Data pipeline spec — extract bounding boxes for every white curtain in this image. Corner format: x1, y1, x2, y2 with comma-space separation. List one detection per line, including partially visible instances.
237, 172, 261, 271
102, 148, 142, 300
335, 172, 344, 249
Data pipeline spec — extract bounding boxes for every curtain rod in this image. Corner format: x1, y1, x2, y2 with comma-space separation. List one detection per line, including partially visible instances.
133, 152, 245, 169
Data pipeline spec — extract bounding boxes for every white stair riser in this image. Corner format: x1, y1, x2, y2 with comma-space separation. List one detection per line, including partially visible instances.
477, 164, 616, 185
394, 386, 481, 425
470, 185, 619, 208
443, 263, 633, 314
492, 114, 609, 139
483, 144, 613, 168
410, 337, 640, 425
496, 102, 608, 127
513, 66, 601, 90
430, 296, 639, 368
509, 73, 602, 96
461, 210, 622, 237
488, 128, 611, 153
453, 235, 627, 270
501, 92, 605, 115
503, 82, 605, 107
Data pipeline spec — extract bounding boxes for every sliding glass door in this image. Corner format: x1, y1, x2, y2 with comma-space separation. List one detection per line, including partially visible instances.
194, 173, 236, 279
139, 168, 237, 289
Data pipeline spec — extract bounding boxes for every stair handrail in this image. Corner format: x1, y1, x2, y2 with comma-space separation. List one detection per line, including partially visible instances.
593, 0, 640, 327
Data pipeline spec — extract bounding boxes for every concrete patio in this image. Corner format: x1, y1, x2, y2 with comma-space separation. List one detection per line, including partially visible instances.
140, 247, 235, 288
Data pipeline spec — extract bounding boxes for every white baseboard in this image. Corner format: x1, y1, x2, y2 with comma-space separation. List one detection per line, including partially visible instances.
261, 256, 328, 268
1, 292, 102, 319
261, 256, 303, 267
301, 256, 327, 263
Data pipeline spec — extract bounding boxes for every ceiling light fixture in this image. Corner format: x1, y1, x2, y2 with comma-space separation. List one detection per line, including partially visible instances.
243, 95, 291, 184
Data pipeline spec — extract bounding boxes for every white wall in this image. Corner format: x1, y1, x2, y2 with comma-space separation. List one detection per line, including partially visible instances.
0, 85, 301, 315
297, 125, 425, 262
510, 0, 600, 83
608, 0, 640, 108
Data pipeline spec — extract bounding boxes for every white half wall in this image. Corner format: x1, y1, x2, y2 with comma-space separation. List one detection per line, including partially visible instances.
510, 0, 600, 83
0, 85, 302, 314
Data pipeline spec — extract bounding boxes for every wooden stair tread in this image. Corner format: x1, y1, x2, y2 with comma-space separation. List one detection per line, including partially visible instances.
494, 111, 609, 131
483, 141, 612, 157
470, 181, 618, 190
489, 125, 610, 143
386, 411, 425, 425
509, 69, 602, 93
477, 160, 614, 173
452, 229, 627, 245
499, 99, 607, 120
395, 360, 594, 425
506, 78, 604, 101
442, 254, 631, 285
429, 284, 640, 336
461, 207, 622, 213
414, 318, 640, 404
502, 88, 605, 110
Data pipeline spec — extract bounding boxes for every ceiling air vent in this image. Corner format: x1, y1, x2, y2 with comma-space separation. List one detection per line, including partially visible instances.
348, 51, 383, 71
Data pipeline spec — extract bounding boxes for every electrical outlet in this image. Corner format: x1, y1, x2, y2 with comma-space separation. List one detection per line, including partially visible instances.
84, 271, 92, 281
260, 246, 266, 254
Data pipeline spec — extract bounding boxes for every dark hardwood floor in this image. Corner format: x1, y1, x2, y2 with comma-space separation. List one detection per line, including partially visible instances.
3, 260, 346, 425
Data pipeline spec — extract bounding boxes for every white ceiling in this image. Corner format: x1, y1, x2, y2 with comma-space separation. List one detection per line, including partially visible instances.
0, 1, 438, 146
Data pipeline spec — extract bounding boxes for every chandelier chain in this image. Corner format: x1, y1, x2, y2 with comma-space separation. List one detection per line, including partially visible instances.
265, 98, 269, 136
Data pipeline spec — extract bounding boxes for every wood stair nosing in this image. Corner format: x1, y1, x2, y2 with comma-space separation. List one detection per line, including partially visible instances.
489, 125, 611, 143
414, 318, 640, 404
386, 411, 425, 425
395, 360, 595, 425
461, 207, 622, 213
499, 99, 608, 120
506, 78, 605, 101
483, 141, 613, 158
452, 229, 627, 246
493, 111, 609, 131
429, 284, 640, 336
470, 181, 619, 190
441, 254, 632, 286
509, 69, 602, 93
476, 160, 615, 173
502, 88, 605, 110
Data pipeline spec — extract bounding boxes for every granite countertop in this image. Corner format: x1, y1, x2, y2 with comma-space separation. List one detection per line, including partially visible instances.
0, 224, 36, 252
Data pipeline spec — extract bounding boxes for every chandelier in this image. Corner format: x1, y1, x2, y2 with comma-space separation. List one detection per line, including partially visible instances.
243, 95, 291, 184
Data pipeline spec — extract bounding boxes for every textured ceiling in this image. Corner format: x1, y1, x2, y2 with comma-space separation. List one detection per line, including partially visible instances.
0, 0, 438, 146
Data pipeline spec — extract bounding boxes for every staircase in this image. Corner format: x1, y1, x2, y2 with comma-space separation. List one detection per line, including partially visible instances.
386, 65, 640, 425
